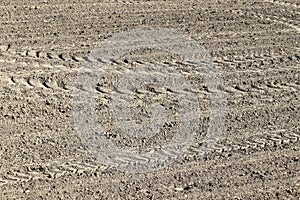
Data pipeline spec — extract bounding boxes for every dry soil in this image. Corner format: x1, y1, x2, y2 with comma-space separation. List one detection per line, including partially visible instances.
0, 0, 299, 199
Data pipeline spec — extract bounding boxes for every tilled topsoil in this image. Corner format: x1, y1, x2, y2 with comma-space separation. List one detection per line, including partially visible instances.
0, 0, 299, 199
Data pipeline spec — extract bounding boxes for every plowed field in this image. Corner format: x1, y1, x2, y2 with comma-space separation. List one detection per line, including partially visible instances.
0, 0, 299, 199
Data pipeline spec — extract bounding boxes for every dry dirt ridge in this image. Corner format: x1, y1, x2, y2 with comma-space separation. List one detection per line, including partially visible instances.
0, 0, 299, 199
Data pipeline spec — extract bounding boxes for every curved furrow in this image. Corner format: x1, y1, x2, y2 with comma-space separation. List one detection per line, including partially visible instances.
0, 41, 298, 71
0, 100, 298, 145
1, 145, 297, 194
0, 3, 282, 27
4, 68, 298, 97
1, 128, 299, 187
1, 30, 298, 62
0, 160, 108, 186
265, 0, 299, 8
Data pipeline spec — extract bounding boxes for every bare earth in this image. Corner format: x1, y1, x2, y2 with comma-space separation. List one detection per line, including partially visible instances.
0, 0, 299, 199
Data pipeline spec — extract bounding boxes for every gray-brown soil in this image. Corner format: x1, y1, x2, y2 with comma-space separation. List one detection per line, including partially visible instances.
0, 0, 299, 199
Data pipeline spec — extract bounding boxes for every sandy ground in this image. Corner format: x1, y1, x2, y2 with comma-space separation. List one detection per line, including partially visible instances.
0, 0, 299, 199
